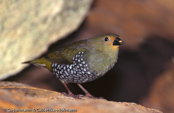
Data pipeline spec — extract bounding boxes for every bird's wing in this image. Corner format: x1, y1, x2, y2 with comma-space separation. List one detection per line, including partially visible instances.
45, 48, 86, 64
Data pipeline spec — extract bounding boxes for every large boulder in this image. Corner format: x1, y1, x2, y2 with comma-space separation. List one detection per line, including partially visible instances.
0, 0, 93, 79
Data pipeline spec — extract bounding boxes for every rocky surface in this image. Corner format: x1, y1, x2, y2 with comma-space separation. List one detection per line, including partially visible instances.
142, 60, 174, 113
0, 82, 161, 113
0, 0, 93, 79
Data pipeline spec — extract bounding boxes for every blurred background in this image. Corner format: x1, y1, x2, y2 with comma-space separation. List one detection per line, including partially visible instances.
1, 0, 174, 113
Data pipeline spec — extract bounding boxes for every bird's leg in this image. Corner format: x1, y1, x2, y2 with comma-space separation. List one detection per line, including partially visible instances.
77, 84, 93, 97
61, 81, 73, 96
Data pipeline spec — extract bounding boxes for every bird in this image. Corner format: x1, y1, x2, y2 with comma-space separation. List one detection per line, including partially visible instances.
24, 34, 123, 97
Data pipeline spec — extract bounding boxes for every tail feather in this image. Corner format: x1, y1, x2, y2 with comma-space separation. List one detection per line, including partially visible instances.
22, 58, 52, 71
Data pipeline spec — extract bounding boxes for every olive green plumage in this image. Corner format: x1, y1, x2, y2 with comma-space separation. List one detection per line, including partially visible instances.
25, 34, 123, 96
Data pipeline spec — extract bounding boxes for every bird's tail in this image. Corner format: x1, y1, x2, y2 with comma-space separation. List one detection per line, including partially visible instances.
22, 57, 52, 71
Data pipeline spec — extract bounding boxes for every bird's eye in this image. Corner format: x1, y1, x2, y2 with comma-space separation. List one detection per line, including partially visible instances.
104, 37, 109, 41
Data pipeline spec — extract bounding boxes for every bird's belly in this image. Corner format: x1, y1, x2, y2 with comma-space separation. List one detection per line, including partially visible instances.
58, 70, 99, 83
51, 62, 100, 83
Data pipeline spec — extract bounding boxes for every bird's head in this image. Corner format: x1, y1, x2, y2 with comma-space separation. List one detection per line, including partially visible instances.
88, 34, 123, 55
102, 34, 123, 50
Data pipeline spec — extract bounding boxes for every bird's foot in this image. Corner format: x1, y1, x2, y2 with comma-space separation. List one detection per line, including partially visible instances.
85, 93, 94, 98
62, 92, 105, 100
62, 92, 75, 97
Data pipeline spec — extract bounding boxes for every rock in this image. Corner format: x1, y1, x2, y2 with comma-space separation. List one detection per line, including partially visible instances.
77, 0, 174, 49
0, 82, 161, 113
0, 0, 93, 79
142, 59, 174, 113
